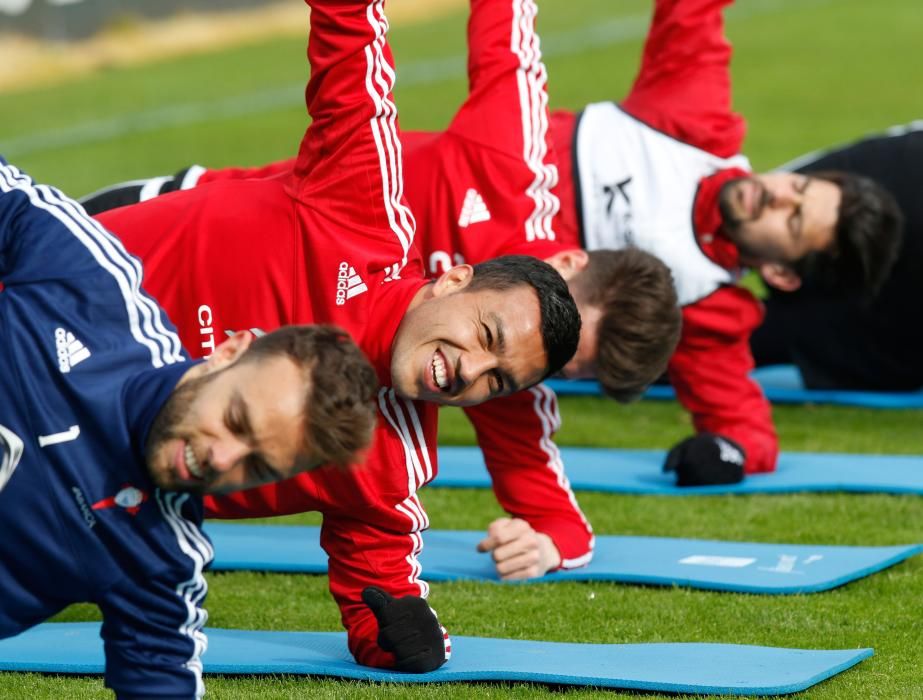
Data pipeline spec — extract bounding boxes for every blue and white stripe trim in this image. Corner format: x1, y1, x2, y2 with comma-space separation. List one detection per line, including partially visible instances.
156, 491, 213, 699
0, 161, 185, 369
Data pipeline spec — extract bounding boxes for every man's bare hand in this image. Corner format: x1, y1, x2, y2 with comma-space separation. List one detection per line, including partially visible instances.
476, 517, 562, 580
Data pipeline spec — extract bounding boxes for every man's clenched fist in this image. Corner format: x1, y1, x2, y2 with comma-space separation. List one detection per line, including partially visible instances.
477, 517, 562, 580
663, 432, 746, 486
361, 586, 449, 673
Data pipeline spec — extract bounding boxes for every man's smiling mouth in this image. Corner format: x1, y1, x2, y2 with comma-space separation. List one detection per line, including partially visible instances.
432, 350, 450, 391
184, 443, 203, 479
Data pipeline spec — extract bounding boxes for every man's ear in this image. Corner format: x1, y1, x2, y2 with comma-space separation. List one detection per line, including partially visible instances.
205, 330, 254, 372
544, 249, 589, 281
431, 264, 474, 297
759, 263, 802, 292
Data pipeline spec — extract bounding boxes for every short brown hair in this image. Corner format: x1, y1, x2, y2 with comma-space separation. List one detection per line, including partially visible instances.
241, 325, 378, 467
571, 249, 681, 403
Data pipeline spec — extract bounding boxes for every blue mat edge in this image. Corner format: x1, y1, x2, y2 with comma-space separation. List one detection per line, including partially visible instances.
762, 648, 873, 695
214, 648, 874, 694
3, 623, 874, 694
433, 446, 923, 496
206, 525, 923, 595
429, 474, 923, 496
537, 544, 922, 594
546, 375, 923, 409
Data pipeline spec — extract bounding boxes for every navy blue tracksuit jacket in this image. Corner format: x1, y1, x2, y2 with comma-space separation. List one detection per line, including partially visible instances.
0, 159, 211, 698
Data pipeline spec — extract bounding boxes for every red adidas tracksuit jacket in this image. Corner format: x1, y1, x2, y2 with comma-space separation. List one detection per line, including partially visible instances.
189, 0, 777, 476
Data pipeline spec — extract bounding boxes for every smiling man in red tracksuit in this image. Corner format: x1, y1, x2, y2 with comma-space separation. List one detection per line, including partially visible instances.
90, 0, 583, 674
93, 0, 603, 588
88, 0, 901, 489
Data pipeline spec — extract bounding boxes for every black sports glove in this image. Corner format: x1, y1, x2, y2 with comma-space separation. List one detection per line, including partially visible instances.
663, 432, 746, 486
362, 586, 447, 673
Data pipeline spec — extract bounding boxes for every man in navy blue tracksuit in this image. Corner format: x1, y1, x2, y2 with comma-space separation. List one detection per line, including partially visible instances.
0, 159, 378, 698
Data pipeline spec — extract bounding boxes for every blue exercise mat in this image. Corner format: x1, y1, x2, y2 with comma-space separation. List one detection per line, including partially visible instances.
546, 364, 923, 409
0, 622, 871, 694
434, 446, 923, 495
206, 524, 921, 594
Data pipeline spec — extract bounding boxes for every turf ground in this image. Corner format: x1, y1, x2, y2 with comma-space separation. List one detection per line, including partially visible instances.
2, 0, 923, 697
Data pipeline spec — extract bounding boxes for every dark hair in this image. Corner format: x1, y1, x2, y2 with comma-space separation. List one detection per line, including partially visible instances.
466, 255, 581, 380
242, 325, 378, 467
792, 170, 903, 297
572, 249, 681, 402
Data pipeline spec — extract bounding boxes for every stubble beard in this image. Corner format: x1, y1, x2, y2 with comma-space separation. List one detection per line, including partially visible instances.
144, 372, 215, 492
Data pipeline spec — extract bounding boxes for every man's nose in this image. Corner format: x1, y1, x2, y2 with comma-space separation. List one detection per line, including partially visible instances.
770, 188, 802, 208
459, 349, 497, 386
208, 437, 249, 474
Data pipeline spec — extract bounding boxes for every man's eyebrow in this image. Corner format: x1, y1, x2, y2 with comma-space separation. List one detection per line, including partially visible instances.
230, 395, 289, 478
228, 390, 256, 440
487, 311, 520, 393
488, 311, 507, 355
790, 178, 810, 237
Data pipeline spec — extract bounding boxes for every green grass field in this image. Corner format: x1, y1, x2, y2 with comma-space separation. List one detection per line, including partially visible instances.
3, 0, 923, 697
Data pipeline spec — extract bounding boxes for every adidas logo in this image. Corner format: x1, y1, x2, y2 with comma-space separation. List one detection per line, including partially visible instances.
55, 328, 91, 373
335, 261, 368, 306
458, 188, 491, 228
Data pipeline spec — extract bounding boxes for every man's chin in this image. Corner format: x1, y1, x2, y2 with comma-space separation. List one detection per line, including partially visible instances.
718, 211, 743, 240
388, 383, 417, 402
388, 368, 460, 405
146, 461, 203, 494
717, 188, 745, 234
387, 370, 427, 402
407, 387, 461, 407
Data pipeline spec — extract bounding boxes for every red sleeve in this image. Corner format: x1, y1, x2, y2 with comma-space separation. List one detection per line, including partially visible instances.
210, 496, 432, 670
211, 477, 441, 669
463, 0, 559, 228
433, 0, 560, 256
668, 286, 778, 473
620, 0, 745, 157
322, 505, 442, 669
452, 0, 552, 154
463, 385, 594, 568
323, 394, 447, 669
288, 0, 417, 280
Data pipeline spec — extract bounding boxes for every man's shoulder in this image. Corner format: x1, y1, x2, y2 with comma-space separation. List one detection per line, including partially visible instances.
99, 176, 294, 233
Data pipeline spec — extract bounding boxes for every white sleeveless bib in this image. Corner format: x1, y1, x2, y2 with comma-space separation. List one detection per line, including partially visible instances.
575, 102, 750, 305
